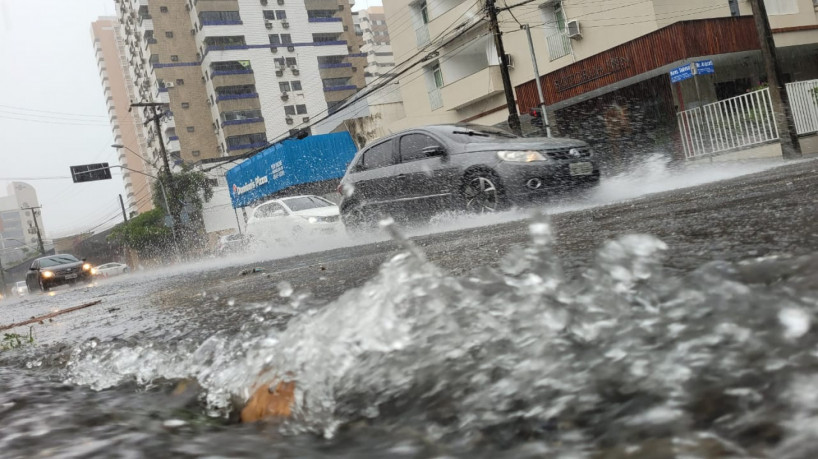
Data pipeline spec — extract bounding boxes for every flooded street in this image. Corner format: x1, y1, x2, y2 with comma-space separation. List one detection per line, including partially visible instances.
2, 157, 818, 458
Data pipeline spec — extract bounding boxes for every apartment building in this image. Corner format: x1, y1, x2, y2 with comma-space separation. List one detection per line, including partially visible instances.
0, 183, 46, 266
385, 0, 818, 161
91, 18, 155, 215
354, 6, 396, 84
110, 0, 366, 164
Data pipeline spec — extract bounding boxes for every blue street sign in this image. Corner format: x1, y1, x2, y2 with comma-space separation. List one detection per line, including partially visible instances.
669, 63, 694, 83
695, 59, 715, 75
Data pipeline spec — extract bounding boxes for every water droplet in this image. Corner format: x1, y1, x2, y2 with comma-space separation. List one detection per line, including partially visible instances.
779, 307, 810, 339
278, 281, 293, 297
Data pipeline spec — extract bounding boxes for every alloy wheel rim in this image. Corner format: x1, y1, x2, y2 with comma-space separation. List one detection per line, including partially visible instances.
464, 176, 499, 213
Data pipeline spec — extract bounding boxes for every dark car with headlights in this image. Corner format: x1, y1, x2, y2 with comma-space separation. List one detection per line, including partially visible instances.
337, 124, 599, 227
26, 254, 94, 292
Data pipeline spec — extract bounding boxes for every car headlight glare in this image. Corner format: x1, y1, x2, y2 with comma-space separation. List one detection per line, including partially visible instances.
307, 217, 318, 224
41, 271, 54, 278
497, 150, 547, 162
82, 263, 92, 271
91, 268, 98, 275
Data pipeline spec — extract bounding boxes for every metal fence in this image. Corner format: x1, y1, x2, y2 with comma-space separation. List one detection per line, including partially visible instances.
786, 79, 818, 135
677, 88, 778, 159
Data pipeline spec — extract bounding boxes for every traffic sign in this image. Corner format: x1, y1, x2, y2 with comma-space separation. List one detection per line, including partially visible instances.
669, 64, 694, 83
695, 60, 715, 75
70, 163, 112, 183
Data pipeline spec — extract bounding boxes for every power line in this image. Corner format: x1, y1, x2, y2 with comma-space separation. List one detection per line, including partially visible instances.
0, 104, 108, 118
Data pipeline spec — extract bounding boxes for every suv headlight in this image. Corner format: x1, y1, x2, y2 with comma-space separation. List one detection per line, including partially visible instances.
83, 263, 92, 271
41, 271, 54, 278
497, 150, 547, 162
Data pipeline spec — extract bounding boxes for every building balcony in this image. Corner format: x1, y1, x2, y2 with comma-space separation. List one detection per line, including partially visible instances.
441, 65, 503, 110
323, 85, 358, 92
216, 92, 259, 102
227, 142, 266, 152
201, 20, 243, 26
166, 138, 181, 153
221, 117, 264, 127
318, 62, 353, 69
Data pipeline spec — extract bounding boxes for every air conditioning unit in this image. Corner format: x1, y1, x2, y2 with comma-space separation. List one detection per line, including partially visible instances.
260, 0, 268, 4
214, 128, 219, 134
281, 92, 289, 100
277, 0, 284, 5
287, 45, 295, 52
302, 116, 310, 123
285, 116, 294, 124
265, 20, 273, 29
291, 66, 300, 75
270, 46, 278, 53
504, 53, 514, 69
281, 20, 289, 29
275, 69, 284, 76
567, 20, 582, 39
165, 82, 175, 88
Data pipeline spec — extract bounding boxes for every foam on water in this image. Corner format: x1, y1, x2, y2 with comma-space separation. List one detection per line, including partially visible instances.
63, 216, 818, 455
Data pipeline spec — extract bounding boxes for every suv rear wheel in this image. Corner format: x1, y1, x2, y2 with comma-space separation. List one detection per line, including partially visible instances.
462, 170, 505, 213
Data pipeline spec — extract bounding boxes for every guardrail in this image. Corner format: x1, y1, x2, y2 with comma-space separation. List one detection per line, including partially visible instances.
677, 88, 778, 159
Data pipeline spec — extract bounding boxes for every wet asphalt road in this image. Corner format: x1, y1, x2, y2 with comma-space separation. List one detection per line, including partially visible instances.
1, 157, 816, 348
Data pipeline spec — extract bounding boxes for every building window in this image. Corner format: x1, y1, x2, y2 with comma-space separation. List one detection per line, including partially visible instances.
199, 11, 242, 23
165, 31, 174, 38
291, 80, 302, 91
176, 79, 185, 85
181, 102, 190, 109
432, 64, 444, 89
284, 105, 295, 115
160, 6, 168, 13
170, 55, 179, 62
269, 34, 292, 45
275, 57, 298, 67
187, 126, 195, 133
263, 10, 287, 19
279, 82, 291, 92
226, 133, 267, 149
296, 104, 307, 115
192, 150, 201, 157
221, 109, 263, 121
420, 1, 429, 24
204, 36, 247, 49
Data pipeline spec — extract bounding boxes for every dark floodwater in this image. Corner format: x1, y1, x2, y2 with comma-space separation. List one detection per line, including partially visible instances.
2, 214, 818, 458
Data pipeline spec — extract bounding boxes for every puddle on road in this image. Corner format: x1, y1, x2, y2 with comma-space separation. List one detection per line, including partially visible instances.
50, 216, 818, 457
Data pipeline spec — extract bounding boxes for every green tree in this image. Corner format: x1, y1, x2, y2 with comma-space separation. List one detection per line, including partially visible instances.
151, 169, 214, 254
108, 208, 173, 260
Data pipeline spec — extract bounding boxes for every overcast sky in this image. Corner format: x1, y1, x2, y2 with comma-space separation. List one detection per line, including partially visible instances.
0, 0, 381, 240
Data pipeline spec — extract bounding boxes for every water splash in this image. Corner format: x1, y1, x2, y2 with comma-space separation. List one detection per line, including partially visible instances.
64, 216, 818, 455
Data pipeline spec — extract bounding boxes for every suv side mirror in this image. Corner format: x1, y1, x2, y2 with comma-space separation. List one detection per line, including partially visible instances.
422, 145, 446, 158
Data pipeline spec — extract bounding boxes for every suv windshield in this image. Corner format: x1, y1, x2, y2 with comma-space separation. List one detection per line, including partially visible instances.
449, 124, 518, 142
283, 196, 334, 212
39, 255, 80, 267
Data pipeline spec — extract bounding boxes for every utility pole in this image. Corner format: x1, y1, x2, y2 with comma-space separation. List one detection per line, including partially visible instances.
119, 194, 129, 222
21, 206, 45, 255
522, 24, 551, 137
131, 102, 172, 176
487, 0, 522, 136
747, 0, 801, 158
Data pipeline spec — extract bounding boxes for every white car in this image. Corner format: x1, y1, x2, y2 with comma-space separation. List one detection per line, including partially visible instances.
246, 195, 343, 245
14, 281, 28, 296
94, 262, 130, 278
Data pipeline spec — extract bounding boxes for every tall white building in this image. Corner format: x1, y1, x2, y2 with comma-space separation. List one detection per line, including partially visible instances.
0, 183, 47, 265
354, 6, 396, 85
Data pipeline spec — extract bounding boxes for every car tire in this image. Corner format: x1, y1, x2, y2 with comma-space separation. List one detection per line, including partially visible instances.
38, 279, 49, 293
461, 169, 506, 214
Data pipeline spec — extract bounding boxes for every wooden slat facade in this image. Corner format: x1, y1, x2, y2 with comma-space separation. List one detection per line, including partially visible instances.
515, 17, 761, 112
